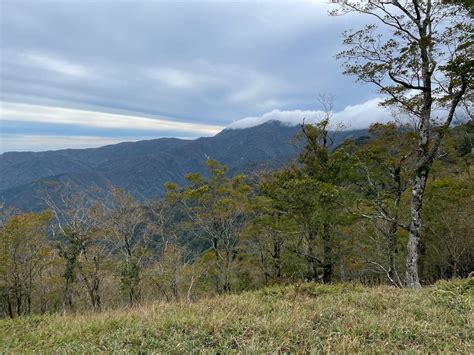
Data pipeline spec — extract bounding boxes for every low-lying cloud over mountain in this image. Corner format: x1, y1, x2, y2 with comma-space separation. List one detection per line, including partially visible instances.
228, 98, 392, 130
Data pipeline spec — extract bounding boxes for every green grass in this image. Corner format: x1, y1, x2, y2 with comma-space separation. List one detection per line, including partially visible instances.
1, 280, 472, 353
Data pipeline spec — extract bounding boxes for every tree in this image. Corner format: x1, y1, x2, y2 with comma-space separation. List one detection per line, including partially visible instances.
346, 123, 416, 286
146, 198, 196, 302
258, 97, 350, 284
288, 95, 351, 283
334, 0, 472, 287
105, 188, 149, 306
74, 202, 111, 312
424, 177, 474, 279
44, 186, 109, 312
261, 167, 322, 282
421, 127, 474, 280
242, 193, 293, 285
298, 106, 341, 283
166, 160, 251, 293
0, 211, 53, 317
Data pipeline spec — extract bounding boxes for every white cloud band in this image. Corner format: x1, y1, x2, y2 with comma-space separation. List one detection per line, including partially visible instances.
228, 98, 393, 130
0, 101, 224, 135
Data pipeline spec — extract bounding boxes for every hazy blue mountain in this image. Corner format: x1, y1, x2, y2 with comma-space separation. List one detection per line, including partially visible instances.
0, 121, 369, 211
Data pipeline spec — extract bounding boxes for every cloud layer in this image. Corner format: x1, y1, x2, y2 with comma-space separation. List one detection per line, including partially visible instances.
0, 1, 387, 152
1, 1, 375, 122
228, 98, 393, 130
1, 102, 223, 135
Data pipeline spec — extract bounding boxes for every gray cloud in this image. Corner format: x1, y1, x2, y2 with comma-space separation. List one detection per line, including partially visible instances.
0, 0, 391, 153
1, 1, 376, 123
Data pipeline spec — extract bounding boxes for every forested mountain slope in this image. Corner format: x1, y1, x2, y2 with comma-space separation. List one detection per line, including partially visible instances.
0, 121, 367, 211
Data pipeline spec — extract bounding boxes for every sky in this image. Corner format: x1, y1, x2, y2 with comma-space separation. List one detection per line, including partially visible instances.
0, 0, 391, 153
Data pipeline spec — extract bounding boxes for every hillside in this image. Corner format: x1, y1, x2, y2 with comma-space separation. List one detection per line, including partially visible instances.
0, 121, 368, 210
1, 280, 472, 353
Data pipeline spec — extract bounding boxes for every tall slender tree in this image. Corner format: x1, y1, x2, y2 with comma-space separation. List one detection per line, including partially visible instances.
333, 0, 472, 287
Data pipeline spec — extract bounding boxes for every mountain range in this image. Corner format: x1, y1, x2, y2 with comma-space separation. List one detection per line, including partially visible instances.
0, 121, 369, 211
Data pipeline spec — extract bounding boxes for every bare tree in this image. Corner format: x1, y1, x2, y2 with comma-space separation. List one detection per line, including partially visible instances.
43, 185, 107, 312
104, 188, 149, 306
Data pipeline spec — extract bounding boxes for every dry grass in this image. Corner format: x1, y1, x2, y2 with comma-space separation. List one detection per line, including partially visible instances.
1, 280, 472, 353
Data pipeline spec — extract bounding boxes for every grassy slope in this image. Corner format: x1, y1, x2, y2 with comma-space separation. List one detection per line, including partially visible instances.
1, 280, 472, 353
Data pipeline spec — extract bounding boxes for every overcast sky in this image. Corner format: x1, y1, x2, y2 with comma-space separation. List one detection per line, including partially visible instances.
0, 0, 391, 153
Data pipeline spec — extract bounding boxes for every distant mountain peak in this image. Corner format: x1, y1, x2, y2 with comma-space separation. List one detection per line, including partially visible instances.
226, 118, 297, 131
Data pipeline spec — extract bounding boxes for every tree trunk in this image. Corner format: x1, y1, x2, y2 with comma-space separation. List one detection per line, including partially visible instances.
129, 288, 134, 307
187, 274, 195, 302
15, 289, 22, 317
63, 275, 74, 314
80, 261, 102, 312
40, 285, 46, 314
26, 294, 31, 315
322, 223, 333, 284
306, 230, 319, 281
272, 237, 282, 279
387, 221, 402, 287
260, 252, 269, 286
223, 248, 232, 293
339, 255, 346, 282
452, 256, 459, 279
171, 272, 179, 301
6, 294, 14, 319
89, 280, 101, 312
405, 164, 429, 288
212, 237, 223, 293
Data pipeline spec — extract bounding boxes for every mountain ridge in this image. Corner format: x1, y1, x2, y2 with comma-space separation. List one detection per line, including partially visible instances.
0, 121, 369, 210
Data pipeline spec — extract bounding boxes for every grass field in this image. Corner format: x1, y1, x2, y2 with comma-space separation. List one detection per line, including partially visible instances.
1, 279, 472, 353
